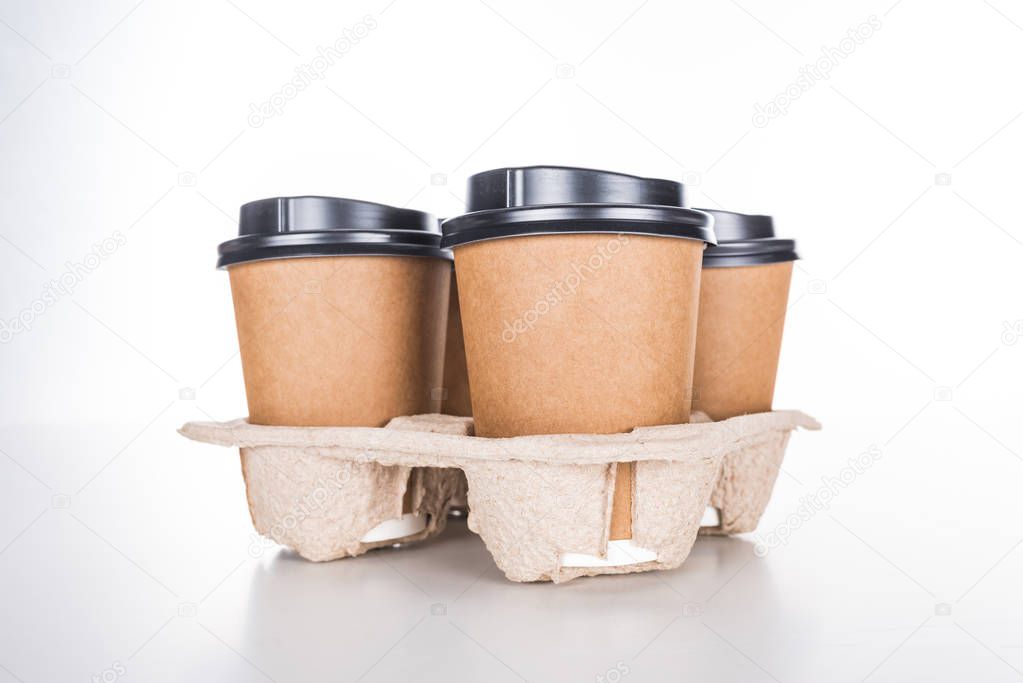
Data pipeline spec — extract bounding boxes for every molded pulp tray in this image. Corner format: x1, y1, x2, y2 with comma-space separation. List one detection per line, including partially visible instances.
179, 411, 818, 583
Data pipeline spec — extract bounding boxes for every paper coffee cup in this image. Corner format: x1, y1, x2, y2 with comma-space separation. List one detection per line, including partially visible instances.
441, 268, 473, 419
442, 167, 715, 559
441, 267, 472, 514
219, 196, 451, 542
227, 255, 449, 426
691, 209, 799, 420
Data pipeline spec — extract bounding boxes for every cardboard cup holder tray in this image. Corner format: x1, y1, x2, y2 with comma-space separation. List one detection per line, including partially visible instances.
179, 411, 818, 583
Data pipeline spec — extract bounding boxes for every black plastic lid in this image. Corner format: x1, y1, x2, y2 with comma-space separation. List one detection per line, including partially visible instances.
217, 196, 450, 268
442, 166, 714, 248
465, 166, 686, 211
697, 209, 775, 242
697, 208, 798, 268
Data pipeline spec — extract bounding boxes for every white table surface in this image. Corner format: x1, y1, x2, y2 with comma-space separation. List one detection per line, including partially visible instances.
1, 414, 1019, 683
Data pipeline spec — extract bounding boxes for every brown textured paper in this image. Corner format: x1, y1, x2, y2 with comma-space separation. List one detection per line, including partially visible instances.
691, 261, 793, 421
180, 410, 819, 581
441, 269, 473, 418
691, 260, 794, 535
441, 268, 473, 510
229, 255, 450, 426
228, 254, 451, 543
454, 233, 704, 540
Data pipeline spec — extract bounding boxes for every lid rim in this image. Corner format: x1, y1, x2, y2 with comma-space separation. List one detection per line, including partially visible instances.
441, 204, 715, 248
217, 239, 451, 269
702, 238, 798, 267
702, 253, 799, 267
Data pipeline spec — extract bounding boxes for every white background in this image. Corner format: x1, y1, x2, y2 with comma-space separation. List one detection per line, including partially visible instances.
1, 0, 1021, 681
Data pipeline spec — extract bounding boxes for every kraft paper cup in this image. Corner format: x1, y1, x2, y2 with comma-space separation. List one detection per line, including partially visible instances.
219, 196, 451, 544
441, 268, 473, 419
442, 167, 715, 564
453, 233, 704, 435
690, 209, 798, 534
692, 262, 794, 419
441, 267, 472, 515
227, 256, 449, 426
691, 209, 798, 420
